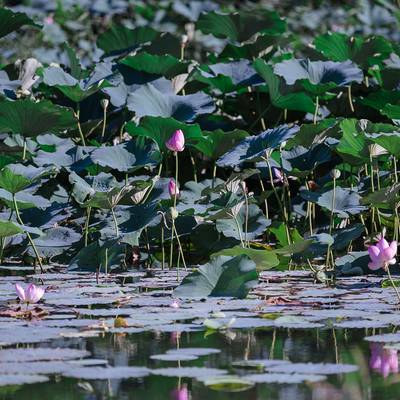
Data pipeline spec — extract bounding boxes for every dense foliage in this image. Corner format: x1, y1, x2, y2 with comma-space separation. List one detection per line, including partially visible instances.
1, 0, 400, 286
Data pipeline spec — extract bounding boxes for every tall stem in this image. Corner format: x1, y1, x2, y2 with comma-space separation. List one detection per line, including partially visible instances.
111, 207, 119, 237
76, 104, 86, 146
101, 107, 107, 142
169, 153, 179, 268
12, 194, 44, 273
233, 213, 245, 247
348, 85, 354, 113
266, 157, 290, 244
84, 206, 92, 246
313, 96, 319, 124
387, 266, 400, 304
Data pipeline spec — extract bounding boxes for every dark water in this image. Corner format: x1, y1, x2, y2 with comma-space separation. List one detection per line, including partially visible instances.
2, 327, 399, 400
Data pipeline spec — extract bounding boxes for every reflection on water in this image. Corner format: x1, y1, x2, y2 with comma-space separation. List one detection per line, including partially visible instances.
369, 343, 398, 378
3, 328, 400, 400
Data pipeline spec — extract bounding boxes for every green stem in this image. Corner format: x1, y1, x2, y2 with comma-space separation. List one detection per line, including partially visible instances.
12, 194, 44, 273
266, 158, 291, 244
233, 213, 245, 247
101, 107, 107, 142
169, 153, 179, 268
161, 226, 165, 270
84, 206, 92, 246
387, 266, 400, 304
111, 207, 119, 238
348, 85, 354, 113
76, 104, 86, 146
313, 95, 319, 124
173, 223, 187, 271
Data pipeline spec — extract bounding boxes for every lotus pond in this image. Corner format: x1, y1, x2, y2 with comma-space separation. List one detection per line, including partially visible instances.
2, 0, 400, 399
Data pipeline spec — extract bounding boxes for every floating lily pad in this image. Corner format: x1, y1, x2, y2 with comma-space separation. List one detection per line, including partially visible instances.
63, 366, 150, 380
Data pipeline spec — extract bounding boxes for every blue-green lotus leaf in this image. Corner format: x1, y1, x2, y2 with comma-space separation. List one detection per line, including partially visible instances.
301, 187, 366, 218
90, 138, 161, 172
217, 124, 299, 167
127, 83, 215, 122
173, 255, 258, 299
274, 59, 363, 86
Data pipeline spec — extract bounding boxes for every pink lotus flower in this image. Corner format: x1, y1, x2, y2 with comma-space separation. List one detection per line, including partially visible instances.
171, 385, 189, 400
368, 236, 397, 271
168, 179, 179, 198
369, 343, 398, 377
15, 283, 45, 304
166, 129, 185, 152
272, 167, 284, 184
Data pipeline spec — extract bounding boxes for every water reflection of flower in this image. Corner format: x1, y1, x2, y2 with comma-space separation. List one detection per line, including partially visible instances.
369, 343, 399, 377
171, 384, 189, 400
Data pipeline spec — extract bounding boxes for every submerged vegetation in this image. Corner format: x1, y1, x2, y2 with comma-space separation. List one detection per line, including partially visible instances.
2, 0, 400, 398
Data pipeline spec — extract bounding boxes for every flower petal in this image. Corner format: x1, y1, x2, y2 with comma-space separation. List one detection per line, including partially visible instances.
368, 245, 381, 262
15, 284, 26, 302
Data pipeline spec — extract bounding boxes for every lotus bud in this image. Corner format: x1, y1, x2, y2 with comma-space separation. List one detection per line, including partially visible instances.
168, 179, 180, 198
181, 34, 189, 45
330, 169, 341, 179
166, 129, 185, 152
101, 99, 109, 110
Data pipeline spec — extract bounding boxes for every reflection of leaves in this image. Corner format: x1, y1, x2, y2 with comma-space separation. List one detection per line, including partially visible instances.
174, 255, 258, 299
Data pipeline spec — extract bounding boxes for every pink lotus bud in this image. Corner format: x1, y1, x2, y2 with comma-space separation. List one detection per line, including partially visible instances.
15, 283, 45, 304
166, 129, 185, 152
168, 179, 179, 198
367, 236, 397, 271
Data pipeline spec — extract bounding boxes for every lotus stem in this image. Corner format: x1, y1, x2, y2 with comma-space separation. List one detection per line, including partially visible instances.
266, 157, 291, 244
12, 194, 44, 273
173, 223, 187, 271
394, 157, 398, 183
101, 105, 107, 142
313, 96, 319, 124
233, 212, 245, 248
387, 266, 400, 304
84, 206, 91, 246
348, 85, 354, 113
22, 139, 27, 160
170, 153, 179, 269
161, 226, 165, 270
258, 175, 269, 219
75, 104, 86, 146
110, 207, 119, 238
244, 188, 249, 247
189, 151, 197, 182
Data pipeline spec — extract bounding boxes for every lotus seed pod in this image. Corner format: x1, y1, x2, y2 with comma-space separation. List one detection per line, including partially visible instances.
101, 99, 109, 110
330, 169, 341, 179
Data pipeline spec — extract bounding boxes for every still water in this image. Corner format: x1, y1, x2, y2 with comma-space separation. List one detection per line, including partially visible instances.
2, 327, 399, 400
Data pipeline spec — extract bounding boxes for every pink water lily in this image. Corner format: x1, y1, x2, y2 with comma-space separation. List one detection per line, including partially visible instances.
168, 178, 179, 198
368, 236, 397, 271
15, 283, 45, 304
166, 129, 185, 152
